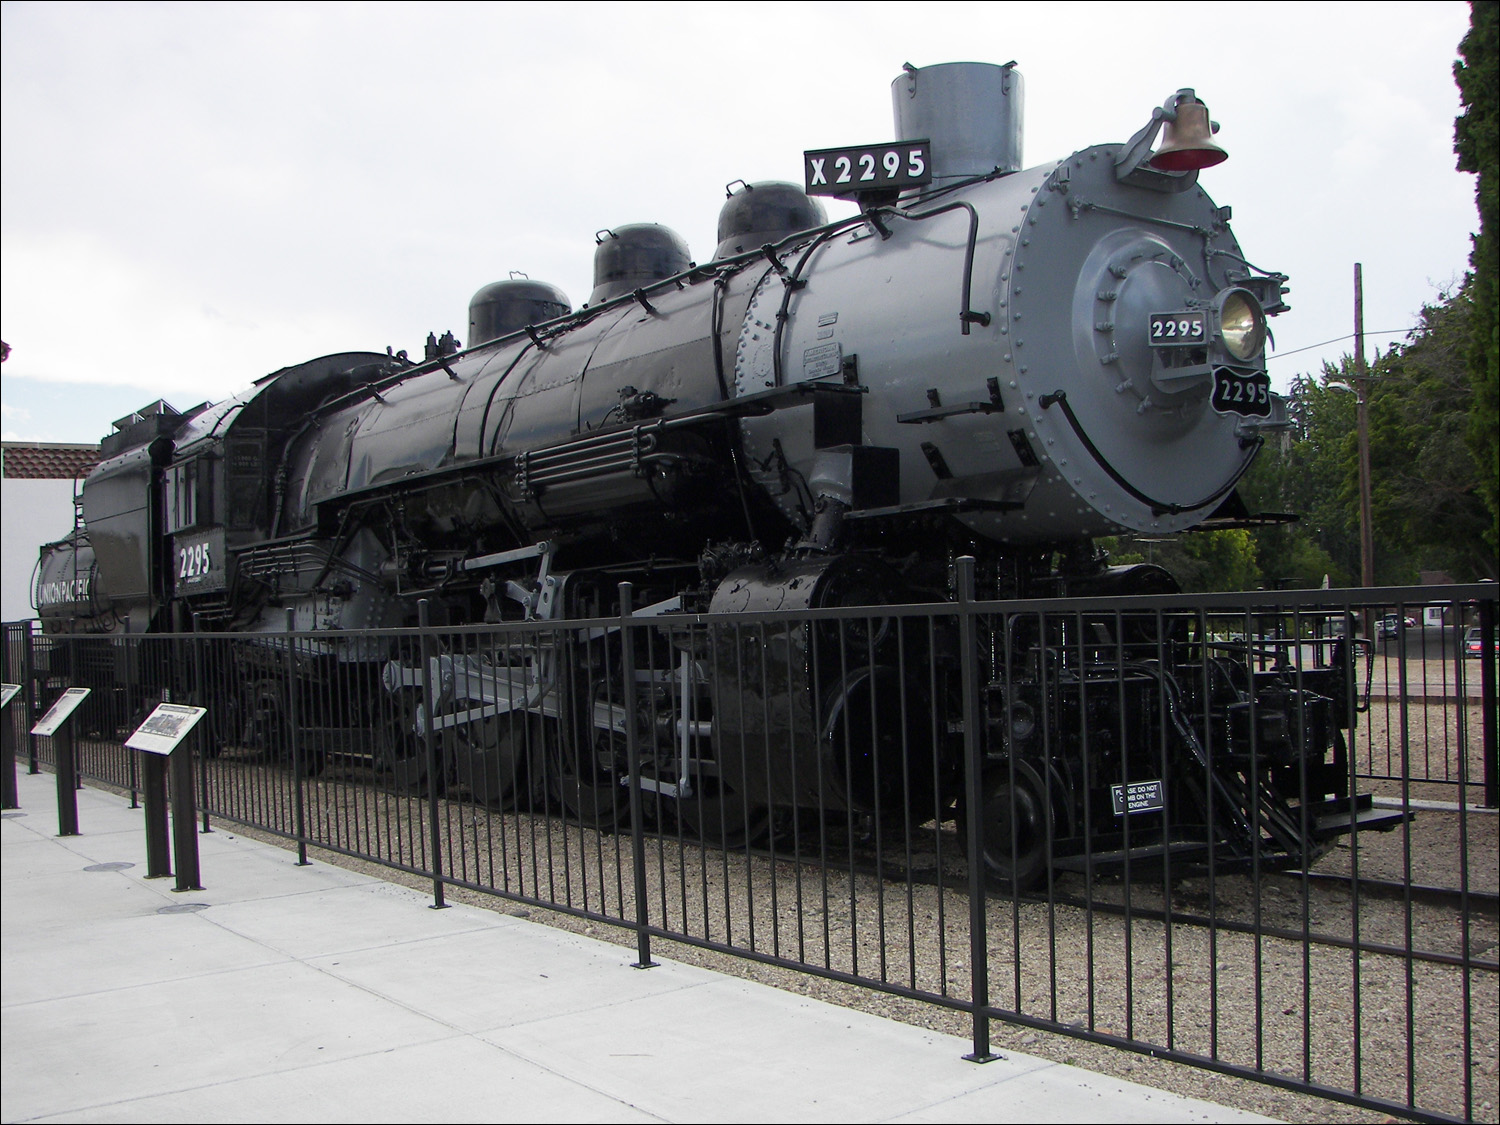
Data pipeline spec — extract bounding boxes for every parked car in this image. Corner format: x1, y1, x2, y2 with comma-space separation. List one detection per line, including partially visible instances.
1464, 626, 1497, 659
1377, 614, 1403, 640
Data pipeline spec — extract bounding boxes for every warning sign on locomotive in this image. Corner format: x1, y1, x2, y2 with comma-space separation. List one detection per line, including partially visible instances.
1111, 780, 1166, 816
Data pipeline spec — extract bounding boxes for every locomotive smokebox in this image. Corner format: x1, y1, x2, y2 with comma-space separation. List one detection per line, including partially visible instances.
892, 61, 1023, 183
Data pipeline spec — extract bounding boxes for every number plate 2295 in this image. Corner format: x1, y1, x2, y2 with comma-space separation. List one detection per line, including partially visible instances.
1212, 370, 1273, 418
1148, 311, 1206, 345
174, 529, 226, 592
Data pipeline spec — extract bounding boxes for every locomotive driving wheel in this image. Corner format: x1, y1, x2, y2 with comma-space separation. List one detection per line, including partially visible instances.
376, 688, 437, 796
244, 676, 323, 777
242, 678, 286, 755
675, 776, 770, 849
451, 712, 545, 809
958, 762, 1053, 892
550, 722, 630, 829
545, 634, 634, 829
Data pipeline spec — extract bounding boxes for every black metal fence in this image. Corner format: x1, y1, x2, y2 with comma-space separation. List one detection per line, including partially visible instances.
4, 581, 1496, 1123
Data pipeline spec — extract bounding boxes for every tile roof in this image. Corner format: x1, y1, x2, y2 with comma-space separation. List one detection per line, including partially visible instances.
1, 442, 100, 480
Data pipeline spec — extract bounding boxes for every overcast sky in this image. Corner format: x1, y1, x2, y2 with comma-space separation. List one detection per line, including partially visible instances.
0, 1, 1478, 444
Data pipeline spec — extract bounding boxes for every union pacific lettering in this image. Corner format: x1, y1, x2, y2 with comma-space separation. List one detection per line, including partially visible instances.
37, 576, 91, 607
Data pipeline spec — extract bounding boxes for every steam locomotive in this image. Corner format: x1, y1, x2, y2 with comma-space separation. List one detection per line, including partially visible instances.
34, 63, 1394, 882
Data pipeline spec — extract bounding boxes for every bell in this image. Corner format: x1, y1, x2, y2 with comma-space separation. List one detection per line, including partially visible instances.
1149, 96, 1227, 172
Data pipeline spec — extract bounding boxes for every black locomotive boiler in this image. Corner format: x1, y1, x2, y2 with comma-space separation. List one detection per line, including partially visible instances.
35, 62, 1395, 882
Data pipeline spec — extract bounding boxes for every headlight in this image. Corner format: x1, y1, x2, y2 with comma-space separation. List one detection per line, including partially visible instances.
1218, 289, 1267, 361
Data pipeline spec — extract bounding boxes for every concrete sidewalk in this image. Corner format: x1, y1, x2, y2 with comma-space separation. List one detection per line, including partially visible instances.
1, 770, 1271, 1123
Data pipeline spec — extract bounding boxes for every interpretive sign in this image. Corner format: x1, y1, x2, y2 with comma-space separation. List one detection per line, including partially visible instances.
126, 703, 207, 756
2, 683, 21, 811
31, 688, 90, 737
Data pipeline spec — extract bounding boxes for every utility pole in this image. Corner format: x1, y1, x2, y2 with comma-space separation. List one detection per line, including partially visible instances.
1354, 263, 1375, 588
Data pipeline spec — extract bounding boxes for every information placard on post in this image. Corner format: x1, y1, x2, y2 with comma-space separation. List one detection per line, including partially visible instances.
31, 687, 90, 736
125, 704, 207, 755
2, 683, 21, 810
127, 703, 209, 888
31, 687, 90, 835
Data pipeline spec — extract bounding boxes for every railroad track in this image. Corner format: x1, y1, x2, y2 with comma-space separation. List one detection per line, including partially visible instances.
786, 836, 1499, 972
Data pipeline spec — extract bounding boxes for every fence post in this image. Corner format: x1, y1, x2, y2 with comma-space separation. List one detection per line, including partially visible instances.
285, 608, 309, 866
1481, 597, 1497, 810
191, 615, 212, 833
417, 599, 447, 909
23, 628, 38, 775
2, 625, 18, 809
956, 556, 995, 1062
619, 582, 656, 969
1, 687, 16, 810
125, 636, 139, 807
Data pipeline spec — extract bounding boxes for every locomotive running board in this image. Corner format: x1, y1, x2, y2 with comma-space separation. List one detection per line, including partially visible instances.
1308, 794, 1410, 837
844, 497, 1023, 520
709, 379, 866, 419
1046, 792, 1409, 874
1049, 837, 1211, 874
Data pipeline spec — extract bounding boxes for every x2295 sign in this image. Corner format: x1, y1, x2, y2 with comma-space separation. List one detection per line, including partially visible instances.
804, 141, 932, 197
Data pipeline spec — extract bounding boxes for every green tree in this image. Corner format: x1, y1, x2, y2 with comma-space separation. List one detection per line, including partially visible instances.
1243, 367, 1361, 587
1365, 284, 1496, 580
1178, 529, 1262, 592
1454, 0, 1498, 552
1103, 529, 1262, 592
1245, 289, 1498, 586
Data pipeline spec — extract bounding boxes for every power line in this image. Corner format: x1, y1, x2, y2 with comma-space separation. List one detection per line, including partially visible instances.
1267, 329, 1409, 361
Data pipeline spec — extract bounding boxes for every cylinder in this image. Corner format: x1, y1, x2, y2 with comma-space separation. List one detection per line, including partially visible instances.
891, 61, 1024, 183
708, 556, 935, 815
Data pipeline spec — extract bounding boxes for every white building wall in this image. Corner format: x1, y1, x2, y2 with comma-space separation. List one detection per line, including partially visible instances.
2, 478, 81, 622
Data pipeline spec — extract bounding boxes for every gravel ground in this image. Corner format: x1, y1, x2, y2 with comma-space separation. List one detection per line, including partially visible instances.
176, 745, 1498, 1125
1356, 699, 1492, 807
